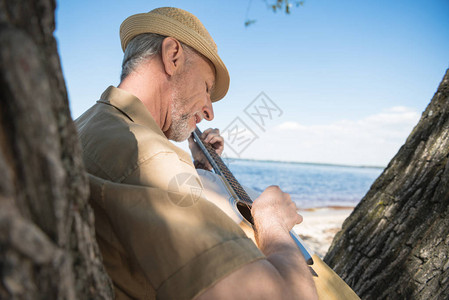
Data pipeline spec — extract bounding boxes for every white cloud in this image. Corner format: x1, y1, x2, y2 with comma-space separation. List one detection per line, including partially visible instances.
237, 106, 421, 166
277, 121, 306, 131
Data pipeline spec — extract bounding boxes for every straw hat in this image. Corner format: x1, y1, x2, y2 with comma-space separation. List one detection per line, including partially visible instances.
120, 7, 230, 102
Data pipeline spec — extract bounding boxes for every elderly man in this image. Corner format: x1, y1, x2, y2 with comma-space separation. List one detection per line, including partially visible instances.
75, 7, 317, 300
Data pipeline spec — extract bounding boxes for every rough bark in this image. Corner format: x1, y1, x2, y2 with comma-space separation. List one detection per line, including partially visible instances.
0, 0, 113, 299
325, 69, 449, 299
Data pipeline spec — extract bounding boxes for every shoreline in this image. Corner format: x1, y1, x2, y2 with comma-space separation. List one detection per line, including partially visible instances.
302, 205, 356, 211
294, 206, 355, 258
222, 156, 386, 170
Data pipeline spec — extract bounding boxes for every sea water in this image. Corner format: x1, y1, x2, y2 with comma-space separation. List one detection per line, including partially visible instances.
224, 159, 384, 209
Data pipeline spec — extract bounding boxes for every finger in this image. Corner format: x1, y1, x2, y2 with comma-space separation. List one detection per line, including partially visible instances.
201, 128, 213, 140
266, 185, 281, 192
204, 128, 220, 143
211, 140, 224, 155
208, 135, 224, 147
290, 202, 299, 214
293, 201, 299, 210
279, 192, 291, 206
296, 213, 303, 224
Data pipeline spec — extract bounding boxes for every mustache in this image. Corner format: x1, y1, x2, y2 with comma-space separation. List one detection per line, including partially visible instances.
180, 112, 202, 122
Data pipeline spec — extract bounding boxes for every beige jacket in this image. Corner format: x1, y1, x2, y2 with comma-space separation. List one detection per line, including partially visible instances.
75, 86, 264, 299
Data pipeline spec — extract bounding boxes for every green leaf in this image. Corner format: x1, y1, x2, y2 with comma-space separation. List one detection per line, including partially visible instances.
244, 19, 257, 27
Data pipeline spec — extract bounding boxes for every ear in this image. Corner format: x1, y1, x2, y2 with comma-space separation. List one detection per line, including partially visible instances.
160, 37, 185, 76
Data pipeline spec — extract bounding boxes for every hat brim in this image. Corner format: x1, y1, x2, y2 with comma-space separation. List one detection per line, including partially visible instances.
120, 12, 230, 102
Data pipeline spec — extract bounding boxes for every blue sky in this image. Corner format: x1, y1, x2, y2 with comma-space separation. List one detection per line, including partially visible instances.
55, 0, 449, 166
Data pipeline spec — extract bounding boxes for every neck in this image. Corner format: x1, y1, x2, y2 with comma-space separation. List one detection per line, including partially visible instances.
118, 64, 171, 132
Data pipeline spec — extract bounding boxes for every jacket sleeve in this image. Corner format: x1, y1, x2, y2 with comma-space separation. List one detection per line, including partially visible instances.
88, 174, 265, 300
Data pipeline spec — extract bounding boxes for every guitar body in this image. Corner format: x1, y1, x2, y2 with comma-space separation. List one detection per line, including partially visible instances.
197, 169, 360, 300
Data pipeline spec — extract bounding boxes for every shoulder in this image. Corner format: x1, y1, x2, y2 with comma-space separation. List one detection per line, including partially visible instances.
75, 102, 191, 182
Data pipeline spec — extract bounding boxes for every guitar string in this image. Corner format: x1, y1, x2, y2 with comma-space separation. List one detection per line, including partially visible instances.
194, 128, 254, 218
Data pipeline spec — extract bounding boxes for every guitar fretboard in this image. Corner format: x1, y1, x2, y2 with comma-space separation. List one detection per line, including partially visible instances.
193, 127, 253, 205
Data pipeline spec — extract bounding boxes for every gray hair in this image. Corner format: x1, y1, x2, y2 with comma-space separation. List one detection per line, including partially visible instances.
120, 33, 197, 81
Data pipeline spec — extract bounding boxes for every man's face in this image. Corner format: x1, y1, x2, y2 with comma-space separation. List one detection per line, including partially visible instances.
165, 52, 215, 142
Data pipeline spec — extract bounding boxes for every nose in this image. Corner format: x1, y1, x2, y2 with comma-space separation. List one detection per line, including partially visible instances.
202, 99, 214, 121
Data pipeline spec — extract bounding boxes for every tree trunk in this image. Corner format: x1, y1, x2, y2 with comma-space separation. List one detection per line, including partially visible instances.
0, 0, 113, 299
325, 69, 449, 299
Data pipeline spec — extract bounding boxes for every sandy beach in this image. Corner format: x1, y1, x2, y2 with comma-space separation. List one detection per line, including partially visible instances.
293, 207, 355, 258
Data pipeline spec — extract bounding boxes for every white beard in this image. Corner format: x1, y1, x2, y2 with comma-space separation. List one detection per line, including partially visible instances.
165, 86, 195, 142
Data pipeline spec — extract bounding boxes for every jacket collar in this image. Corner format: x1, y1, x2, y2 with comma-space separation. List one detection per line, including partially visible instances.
98, 86, 165, 136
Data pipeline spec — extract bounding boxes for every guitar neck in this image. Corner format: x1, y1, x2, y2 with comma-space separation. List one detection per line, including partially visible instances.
192, 127, 253, 205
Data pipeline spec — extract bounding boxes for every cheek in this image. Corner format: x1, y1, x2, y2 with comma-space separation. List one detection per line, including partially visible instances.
185, 85, 207, 110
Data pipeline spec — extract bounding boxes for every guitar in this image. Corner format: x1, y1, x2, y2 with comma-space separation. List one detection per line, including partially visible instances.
193, 127, 360, 300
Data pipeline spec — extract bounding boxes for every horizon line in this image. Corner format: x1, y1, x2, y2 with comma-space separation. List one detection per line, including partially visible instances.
221, 156, 386, 170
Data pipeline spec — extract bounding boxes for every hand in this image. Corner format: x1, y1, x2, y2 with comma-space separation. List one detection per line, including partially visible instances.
188, 128, 224, 170
251, 186, 303, 240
